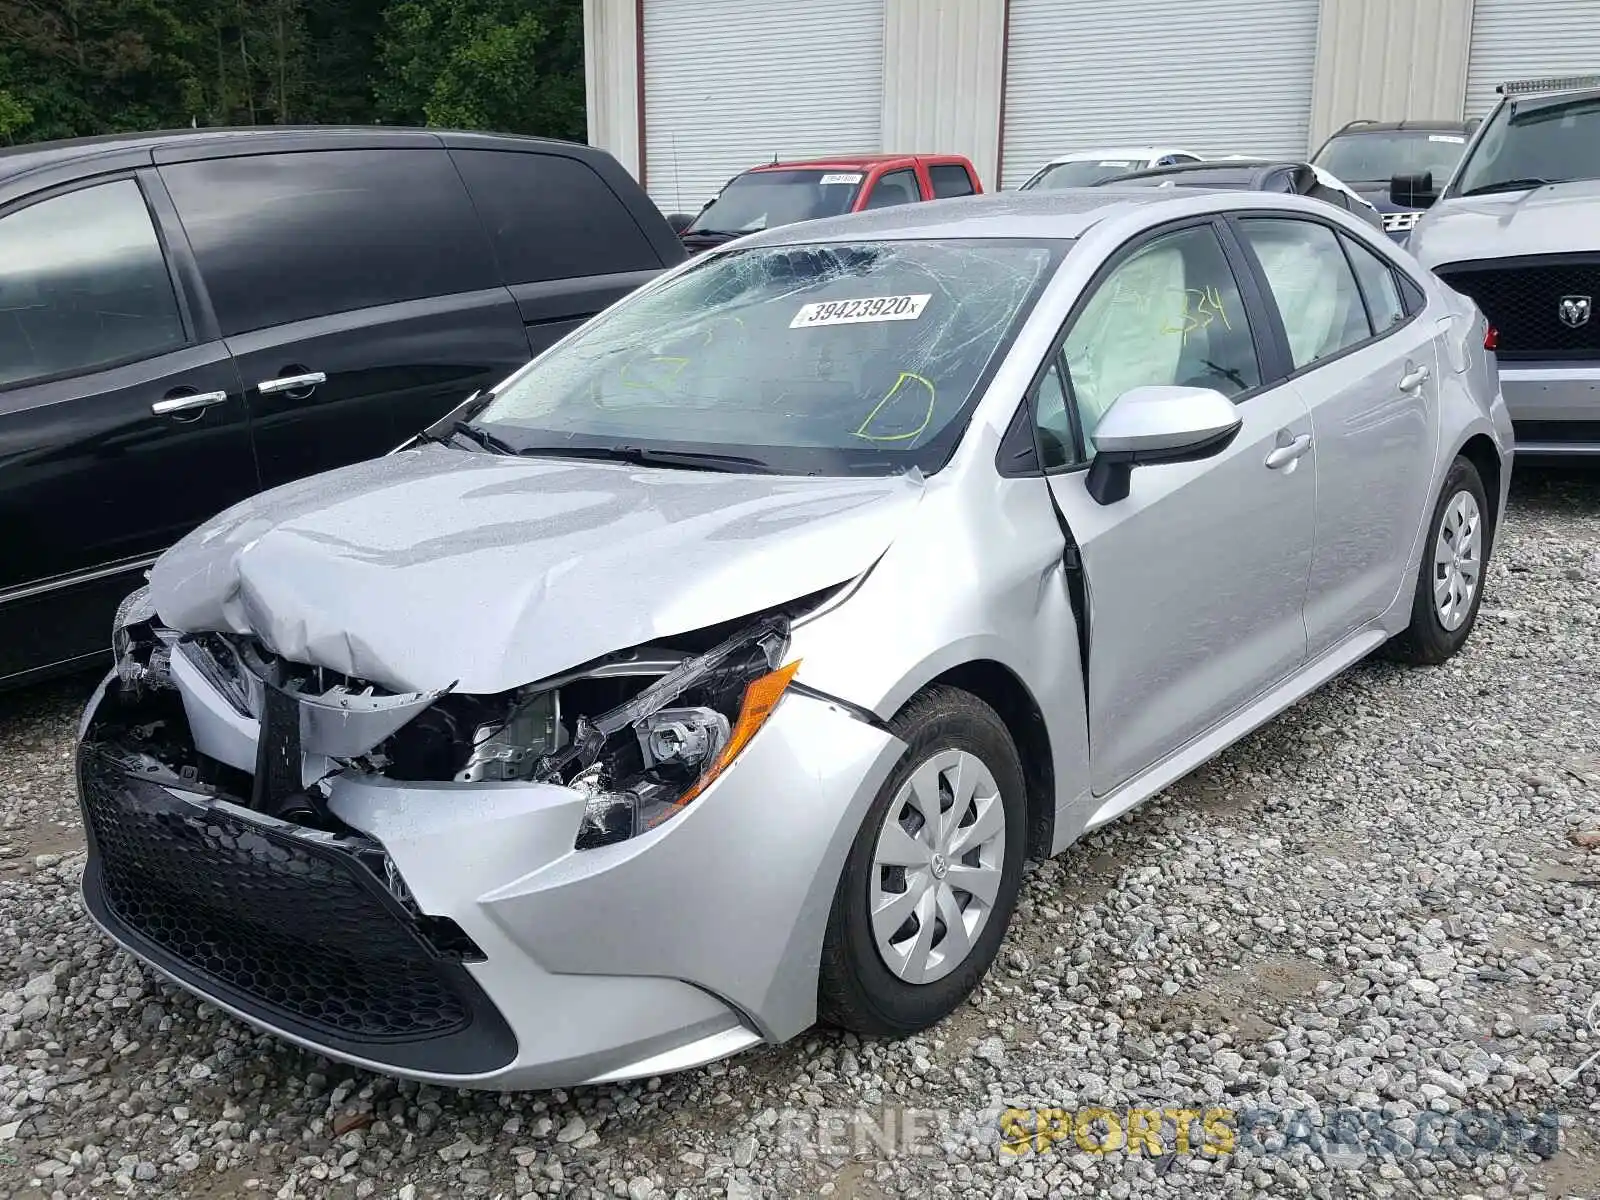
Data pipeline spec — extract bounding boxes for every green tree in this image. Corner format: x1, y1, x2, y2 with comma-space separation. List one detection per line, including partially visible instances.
377, 0, 583, 140
0, 88, 33, 142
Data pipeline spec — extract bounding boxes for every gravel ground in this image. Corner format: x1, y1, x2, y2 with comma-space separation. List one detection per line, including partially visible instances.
1, 467, 1597, 1200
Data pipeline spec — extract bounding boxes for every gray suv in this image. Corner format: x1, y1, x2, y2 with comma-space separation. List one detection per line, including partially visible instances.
1401, 75, 1600, 459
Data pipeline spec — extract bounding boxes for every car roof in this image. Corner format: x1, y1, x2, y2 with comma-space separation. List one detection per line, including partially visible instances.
732, 188, 1210, 247
0, 125, 594, 184
1044, 147, 1188, 164
1329, 120, 1474, 134
745, 153, 960, 173
1104, 159, 1304, 185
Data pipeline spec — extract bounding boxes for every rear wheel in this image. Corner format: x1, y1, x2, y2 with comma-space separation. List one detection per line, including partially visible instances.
818, 686, 1027, 1036
1385, 456, 1490, 665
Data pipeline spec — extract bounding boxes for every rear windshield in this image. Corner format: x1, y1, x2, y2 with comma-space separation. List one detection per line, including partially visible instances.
685, 170, 864, 236
1313, 130, 1468, 183
477, 239, 1064, 476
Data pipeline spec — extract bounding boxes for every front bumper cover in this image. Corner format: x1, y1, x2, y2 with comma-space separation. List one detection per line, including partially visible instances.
76, 665, 903, 1090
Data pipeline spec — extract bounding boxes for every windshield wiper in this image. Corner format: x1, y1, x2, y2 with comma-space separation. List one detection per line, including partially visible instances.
682, 228, 744, 240
515, 444, 771, 472
424, 420, 518, 455
1460, 177, 1564, 196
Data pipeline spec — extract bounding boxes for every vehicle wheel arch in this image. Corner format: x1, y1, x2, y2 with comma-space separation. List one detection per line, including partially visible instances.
1453, 432, 1503, 558
886, 658, 1056, 862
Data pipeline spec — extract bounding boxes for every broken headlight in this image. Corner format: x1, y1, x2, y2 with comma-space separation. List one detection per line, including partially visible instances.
545, 616, 800, 850
112, 585, 176, 697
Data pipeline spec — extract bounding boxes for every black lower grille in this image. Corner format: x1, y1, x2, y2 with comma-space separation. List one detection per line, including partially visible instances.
1436, 256, 1600, 361
77, 745, 516, 1072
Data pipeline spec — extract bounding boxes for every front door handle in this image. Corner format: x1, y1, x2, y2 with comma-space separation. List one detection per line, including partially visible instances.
1264, 432, 1312, 470
257, 371, 327, 395
1399, 363, 1431, 391
151, 389, 229, 417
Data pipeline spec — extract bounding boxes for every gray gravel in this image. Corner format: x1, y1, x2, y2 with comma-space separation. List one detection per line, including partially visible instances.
2, 467, 1598, 1200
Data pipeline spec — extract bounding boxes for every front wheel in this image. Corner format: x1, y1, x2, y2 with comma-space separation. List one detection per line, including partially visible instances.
1385, 455, 1491, 665
818, 686, 1027, 1037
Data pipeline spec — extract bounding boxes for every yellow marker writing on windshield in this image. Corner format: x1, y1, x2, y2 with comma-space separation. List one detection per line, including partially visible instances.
854, 372, 937, 442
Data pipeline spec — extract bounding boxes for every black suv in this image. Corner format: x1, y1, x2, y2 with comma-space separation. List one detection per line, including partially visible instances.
0, 127, 686, 689
1311, 119, 1477, 241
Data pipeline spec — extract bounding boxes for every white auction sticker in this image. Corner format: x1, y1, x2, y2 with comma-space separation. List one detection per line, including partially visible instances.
790, 294, 932, 328
1429, 134, 1465, 143
819, 173, 863, 185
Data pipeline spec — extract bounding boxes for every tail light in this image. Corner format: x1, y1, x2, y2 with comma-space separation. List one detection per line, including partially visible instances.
1484, 324, 1499, 351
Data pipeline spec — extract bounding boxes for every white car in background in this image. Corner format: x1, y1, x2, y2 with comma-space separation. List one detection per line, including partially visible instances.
1017, 147, 1205, 190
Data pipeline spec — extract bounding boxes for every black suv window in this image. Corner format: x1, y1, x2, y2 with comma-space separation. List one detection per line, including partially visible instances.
451, 149, 662, 285
161, 149, 497, 336
928, 164, 976, 199
0, 179, 185, 389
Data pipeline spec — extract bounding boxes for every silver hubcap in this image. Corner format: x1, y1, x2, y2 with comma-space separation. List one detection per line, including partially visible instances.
1433, 490, 1483, 632
870, 749, 1006, 985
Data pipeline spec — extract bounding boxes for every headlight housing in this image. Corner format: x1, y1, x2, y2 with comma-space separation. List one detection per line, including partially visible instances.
538, 616, 800, 850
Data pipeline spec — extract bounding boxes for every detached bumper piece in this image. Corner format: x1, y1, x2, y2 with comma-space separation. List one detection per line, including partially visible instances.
76, 744, 516, 1076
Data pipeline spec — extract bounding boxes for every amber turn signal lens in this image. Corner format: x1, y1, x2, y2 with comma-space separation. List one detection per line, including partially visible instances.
673, 660, 801, 809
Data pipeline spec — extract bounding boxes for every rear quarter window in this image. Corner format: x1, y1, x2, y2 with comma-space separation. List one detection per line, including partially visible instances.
161, 148, 498, 336
450, 149, 664, 285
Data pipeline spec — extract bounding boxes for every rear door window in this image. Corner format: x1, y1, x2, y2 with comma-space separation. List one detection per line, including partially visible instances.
928, 164, 976, 199
450, 149, 663, 285
160, 148, 498, 336
0, 179, 186, 388
1239, 218, 1373, 368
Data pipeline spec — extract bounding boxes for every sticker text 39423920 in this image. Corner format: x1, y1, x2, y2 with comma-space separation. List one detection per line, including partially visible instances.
790, 294, 932, 329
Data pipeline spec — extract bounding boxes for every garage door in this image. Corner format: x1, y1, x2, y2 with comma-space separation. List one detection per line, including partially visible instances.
1000, 0, 1320, 188
642, 0, 885, 215
1465, 0, 1600, 117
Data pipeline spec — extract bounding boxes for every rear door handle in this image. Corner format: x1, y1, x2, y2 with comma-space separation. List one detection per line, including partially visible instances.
1265, 432, 1312, 470
257, 371, 327, 395
151, 390, 228, 417
1399, 363, 1431, 391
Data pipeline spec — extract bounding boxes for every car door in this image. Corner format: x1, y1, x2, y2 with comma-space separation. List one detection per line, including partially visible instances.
1231, 215, 1438, 658
0, 175, 259, 682
1032, 219, 1316, 795
157, 146, 532, 489
448, 147, 674, 358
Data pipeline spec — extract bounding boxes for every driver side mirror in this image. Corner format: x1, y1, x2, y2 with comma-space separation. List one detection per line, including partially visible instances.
1390, 171, 1437, 208
666, 212, 695, 235
1085, 386, 1243, 506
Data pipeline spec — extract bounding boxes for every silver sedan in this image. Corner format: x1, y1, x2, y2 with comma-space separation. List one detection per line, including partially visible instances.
80, 187, 1513, 1090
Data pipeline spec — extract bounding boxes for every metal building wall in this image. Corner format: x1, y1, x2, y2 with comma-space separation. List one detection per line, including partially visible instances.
880, 0, 1007, 191
588, 0, 1489, 196
1309, 0, 1476, 148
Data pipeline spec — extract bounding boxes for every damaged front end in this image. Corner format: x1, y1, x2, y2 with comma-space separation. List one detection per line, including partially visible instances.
79, 583, 817, 1069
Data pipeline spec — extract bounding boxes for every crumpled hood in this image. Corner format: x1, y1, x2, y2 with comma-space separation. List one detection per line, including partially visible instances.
149, 446, 924, 695
1409, 179, 1600, 268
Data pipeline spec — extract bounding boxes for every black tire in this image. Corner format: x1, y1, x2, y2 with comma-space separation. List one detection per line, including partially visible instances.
1385, 455, 1491, 666
818, 686, 1027, 1037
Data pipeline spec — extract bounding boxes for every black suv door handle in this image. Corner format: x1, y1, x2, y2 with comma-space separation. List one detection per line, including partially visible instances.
258, 370, 327, 397
152, 389, 229, 419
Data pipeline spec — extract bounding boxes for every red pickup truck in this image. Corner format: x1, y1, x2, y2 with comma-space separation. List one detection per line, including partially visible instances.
672, 153, 984, 254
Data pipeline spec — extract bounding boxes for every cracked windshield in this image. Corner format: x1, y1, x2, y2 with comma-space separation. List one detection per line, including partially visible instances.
477, 240, 1060, 473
